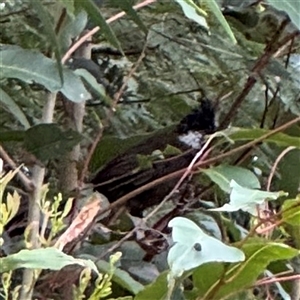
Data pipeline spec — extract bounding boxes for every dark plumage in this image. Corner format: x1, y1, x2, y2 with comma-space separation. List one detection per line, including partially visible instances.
92, 99, 215, 216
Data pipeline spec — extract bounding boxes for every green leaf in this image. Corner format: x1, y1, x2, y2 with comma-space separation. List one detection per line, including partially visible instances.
75, 0, 123, 53
59, 0, 75, 17
193, 262, 224, 298
91, 133, 155, 173
168, 217, 245, 278
211, 242, 300, 299
210, 180, 286, 215
24, 124, 83, 161
30, 0, 64, 84
267, 0, 300, 29
0, 130, 25, 142
3, 191, 21, 224
134, 272, 168, 300
0, 45, 91, 102
58, 10, 88, 53
0, 247, 98, 273
174, 0, 208, 29
203, 0, 237, 43
228, 127, 300, 148
163, 144, 182, 157
0, 88, 30, 129
282, 198, 300, 226
96, 260, 144, 295
74, 68, 112, 106
202, 165, 260, 193
110, 0, 148, 34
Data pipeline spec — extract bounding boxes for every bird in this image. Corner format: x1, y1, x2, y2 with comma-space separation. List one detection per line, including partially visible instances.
92, 98, 216, 217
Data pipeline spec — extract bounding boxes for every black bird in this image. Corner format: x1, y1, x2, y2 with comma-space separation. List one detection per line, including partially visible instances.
92, 98, 215, 216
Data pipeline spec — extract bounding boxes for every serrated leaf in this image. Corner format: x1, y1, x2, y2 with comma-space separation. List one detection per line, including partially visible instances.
1, 45, 91, 102
110, 0, 148, 34
203, 0, 237, 43
24, 124, 82, 161
0, 247, 98, 273
75, 0, 123, 53
0, 88, 30, 129
210, 180, 286, 215
227, 127, 300, 148
202, 165, 260, 193
30, 0, 64, 84
168, 217, 245, 278
174, 0, 208, 29
267, 0, 300, 30
96, 260, 144, 295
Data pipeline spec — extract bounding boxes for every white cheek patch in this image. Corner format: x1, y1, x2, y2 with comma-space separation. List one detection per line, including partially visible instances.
178, 131, 203, 149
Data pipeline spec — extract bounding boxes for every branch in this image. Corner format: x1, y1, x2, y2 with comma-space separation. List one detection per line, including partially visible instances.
96, 115, 300, 218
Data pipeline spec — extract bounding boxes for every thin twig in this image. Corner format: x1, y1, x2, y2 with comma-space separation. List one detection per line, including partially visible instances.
220, 22, 298, 129
96, 115, 300, 218
144, 133, 217, 222
255, 274, 300, 286
61, 0, 157, 63
267, 146, 296, 191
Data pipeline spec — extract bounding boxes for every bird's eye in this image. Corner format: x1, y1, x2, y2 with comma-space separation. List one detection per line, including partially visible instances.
193, 243, 202, 252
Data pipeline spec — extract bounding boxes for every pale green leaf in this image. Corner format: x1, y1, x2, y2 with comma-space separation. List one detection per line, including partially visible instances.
174, 0, 208, 29
168, 217, 245, 278
210, 180, 287, 215
0, 247, 98, 273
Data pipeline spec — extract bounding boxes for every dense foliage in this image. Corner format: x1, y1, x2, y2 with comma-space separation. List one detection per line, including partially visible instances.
0, 0, 300, 299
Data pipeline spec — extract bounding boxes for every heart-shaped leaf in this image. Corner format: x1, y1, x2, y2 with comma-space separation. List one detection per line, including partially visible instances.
168, 217, 245, 278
